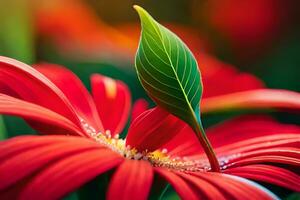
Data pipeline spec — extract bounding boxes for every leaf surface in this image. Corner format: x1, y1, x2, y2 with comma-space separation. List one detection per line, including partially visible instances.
134, 5, 202, 128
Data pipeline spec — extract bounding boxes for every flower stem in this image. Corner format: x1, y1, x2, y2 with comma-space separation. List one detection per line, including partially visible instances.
193, 119, 220, 172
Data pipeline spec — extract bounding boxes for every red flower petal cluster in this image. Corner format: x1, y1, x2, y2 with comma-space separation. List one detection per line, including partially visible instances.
0, 56, 300, 199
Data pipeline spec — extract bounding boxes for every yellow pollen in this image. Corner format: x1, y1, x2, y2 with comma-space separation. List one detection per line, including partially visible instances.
90, 130, 215, 172
81, 119, 239, 172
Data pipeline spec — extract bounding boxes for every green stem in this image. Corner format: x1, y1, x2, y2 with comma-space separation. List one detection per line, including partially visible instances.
193, 119, 220, 172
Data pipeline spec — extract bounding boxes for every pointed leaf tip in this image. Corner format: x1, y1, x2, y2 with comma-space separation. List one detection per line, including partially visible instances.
133, 5, 140, 11
133, 5, 147, 16
133, 5, 156, 29
133, 5, 145, 19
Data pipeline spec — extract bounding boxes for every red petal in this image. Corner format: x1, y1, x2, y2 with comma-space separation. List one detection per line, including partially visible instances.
0, 56, 85, 134
131, 99, 149, 121
36, 64, 104, 132
107, 160, 153, 200
157, 167, 276, 199
228, 155, 299, 168
226, 164, 300, 192
0, 135, 102, 190
0, 94, 83, 135
161, 125, 202, 157
91, 74, 131, 135
204, 117, 300, 166
126, 107, 186, 152
154, 168, 199, 200
222, 147, 300, 168
215, 134, 300, 155
0, 135, 101, 162
176, 172, 226, 199
206, 115, 300, 149
199, 117, 300, 180
19, 146, 122, 199
190, 172, 276, 199
198, 53, 264, 98
201, 89, 300, 114
0, 135, 64, 161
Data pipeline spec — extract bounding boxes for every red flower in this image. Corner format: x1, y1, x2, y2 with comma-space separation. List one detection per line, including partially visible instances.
0, 56, 300, 199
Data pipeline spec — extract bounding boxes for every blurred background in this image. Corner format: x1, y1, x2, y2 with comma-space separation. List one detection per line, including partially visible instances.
0, 0, 299, 198
1, 0, 299, 89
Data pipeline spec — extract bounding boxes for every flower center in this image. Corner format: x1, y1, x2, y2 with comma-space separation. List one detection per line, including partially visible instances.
91, 130, 212, 171
80, 120, 238, 172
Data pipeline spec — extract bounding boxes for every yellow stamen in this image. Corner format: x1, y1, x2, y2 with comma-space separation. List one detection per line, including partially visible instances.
80, 119, 239, 172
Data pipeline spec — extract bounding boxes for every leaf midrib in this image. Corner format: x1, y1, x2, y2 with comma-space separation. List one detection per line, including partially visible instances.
145, 18, 200, 123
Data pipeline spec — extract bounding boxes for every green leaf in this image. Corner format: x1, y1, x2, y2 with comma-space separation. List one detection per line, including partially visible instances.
134, 5, 202, 129
134, 6, 221, 172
